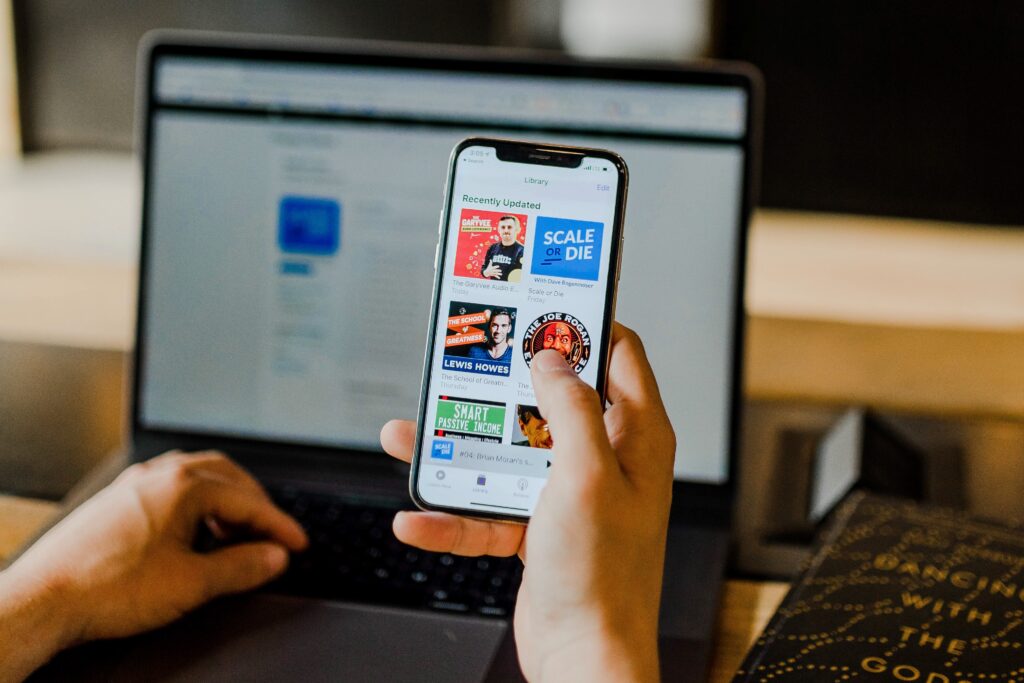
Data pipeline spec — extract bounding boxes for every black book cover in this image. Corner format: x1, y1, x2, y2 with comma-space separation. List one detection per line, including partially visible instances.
734, 493, 1024, 683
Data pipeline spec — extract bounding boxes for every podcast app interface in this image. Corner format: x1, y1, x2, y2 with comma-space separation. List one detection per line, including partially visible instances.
418, 144, 619, 516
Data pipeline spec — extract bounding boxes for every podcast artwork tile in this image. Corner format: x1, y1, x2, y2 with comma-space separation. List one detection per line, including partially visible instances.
734, 494, 1024, 683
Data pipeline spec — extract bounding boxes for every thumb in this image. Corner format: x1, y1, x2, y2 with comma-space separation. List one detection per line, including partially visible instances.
530, 350, 614, 474
200, 542, 289, 599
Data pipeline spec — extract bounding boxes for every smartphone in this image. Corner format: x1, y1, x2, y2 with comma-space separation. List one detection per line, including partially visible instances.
410, 137, 628, 522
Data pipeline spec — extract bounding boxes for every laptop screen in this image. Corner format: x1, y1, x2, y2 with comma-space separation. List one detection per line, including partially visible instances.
139, 50, 749, 485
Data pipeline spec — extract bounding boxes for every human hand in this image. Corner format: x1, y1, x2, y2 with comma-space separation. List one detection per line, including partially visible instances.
381, 324, 675, 682
482, 261, 502, 278
0, 451, 307, 681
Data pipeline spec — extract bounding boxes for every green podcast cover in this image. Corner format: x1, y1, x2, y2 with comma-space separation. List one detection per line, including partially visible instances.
434, 396, 506, 443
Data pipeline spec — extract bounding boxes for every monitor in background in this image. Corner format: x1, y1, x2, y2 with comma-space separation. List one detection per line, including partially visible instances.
11, 0, 503, 150
139, 52, 750, 485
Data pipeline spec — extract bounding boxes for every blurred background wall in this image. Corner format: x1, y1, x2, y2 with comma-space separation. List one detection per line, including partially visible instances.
717, 0, 1024, 225
11, 0, 513, 151
10, 0, 1024, 224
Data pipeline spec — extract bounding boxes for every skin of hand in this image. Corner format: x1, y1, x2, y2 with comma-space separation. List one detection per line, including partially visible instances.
381, 323, 676, 683
482, 260, 502, 278
0, 451, 307, 682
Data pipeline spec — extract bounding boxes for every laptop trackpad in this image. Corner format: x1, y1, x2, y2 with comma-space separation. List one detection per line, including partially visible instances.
38, 594, 509, 682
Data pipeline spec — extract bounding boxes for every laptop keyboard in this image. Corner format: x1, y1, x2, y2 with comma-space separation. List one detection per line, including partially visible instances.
263, 486, 523, 618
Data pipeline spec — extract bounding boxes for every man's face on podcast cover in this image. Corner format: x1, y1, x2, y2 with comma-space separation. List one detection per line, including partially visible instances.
489, 313, 511, 346
519, 410, 553, 449
497, 217, 519, 246
543, 322, 573, 359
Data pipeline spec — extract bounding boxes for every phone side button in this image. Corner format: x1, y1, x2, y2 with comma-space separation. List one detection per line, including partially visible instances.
616, 236, 625, 281
433, 242, 440, 271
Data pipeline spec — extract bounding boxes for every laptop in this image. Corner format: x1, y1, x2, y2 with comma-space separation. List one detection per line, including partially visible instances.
34, 31, 759, 682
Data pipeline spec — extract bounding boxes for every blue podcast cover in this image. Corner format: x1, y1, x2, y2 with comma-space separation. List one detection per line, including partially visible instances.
530, 216, 603, 281
278, 196, 341, 255
431, 439, 454, 460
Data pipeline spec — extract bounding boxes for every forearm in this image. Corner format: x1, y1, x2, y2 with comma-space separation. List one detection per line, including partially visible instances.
0, 567, 75, 683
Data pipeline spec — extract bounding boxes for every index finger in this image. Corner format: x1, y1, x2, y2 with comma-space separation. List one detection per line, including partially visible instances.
380, 419, 415, 463
193, 482, 308, 552
393, 511, 524, 558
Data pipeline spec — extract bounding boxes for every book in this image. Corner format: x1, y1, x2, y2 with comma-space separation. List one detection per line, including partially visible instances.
733, 492, 1024, 683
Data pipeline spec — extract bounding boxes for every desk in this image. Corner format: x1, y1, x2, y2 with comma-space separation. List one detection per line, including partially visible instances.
0, 493, 787, 682
0, 494, 59, 561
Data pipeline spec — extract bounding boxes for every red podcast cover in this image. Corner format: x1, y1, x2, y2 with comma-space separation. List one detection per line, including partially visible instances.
453, 209, 528, 283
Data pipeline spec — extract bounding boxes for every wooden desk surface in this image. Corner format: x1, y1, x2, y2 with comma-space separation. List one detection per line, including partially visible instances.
708, 579, 789, 683
0, 493, 787, 682
0, 494, 59, 562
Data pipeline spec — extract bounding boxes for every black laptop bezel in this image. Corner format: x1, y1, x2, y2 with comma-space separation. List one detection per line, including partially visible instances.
131, 31, 761, 521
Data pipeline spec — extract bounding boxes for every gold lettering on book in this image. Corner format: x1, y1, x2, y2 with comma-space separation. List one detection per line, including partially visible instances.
898, 626, 967, 655
991, 580, 1018, 599
952, 571, 978, 589
900, 593, 992, 624
861, 656, 975, 682
874, 554, 1024, 601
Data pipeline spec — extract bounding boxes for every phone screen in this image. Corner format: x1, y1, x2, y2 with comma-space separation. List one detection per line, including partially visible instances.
412, 140, 626, 519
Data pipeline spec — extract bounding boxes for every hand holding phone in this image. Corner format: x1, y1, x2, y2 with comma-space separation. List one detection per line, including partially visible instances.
410, 138, 628, 521
386, 324, 675, 682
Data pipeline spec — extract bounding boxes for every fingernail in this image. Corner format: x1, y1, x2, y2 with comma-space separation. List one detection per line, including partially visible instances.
533, 349, 573, 374
264, 545, 288, 573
